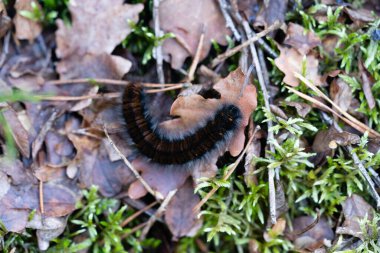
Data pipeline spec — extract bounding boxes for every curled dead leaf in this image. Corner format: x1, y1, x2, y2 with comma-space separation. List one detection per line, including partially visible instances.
274, 46, 322, 87
284, 23, 321, 55
159, 0, 231, 69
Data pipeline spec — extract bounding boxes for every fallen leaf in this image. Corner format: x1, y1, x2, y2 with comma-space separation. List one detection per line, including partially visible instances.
284, 23, 321, 55
13, 0, 42, 40
165, 178, 202, 238
237, 0, 260, 23
0, 208, 29, 232
274, 46, 323, 87
0, 8, 12, 39
0, 158, 36, 185
328, 131, 360, 149
336, 194, 375, 239
128, 158, 190, 199
56, 0, 143, 58
1, 183, 77, 217
160, 0, 231, 69
344, 6, 377, 24
359, 61, 376, 110
26, 214, 67, 251
1, 106, 30, 158
283, 101, 312, 118
55, 0, 142, 79
289, 216, 334, 251
330, 78, 353, 115
254, 0, 287, 30
0, 171, 10, 199
264, 217, 286, 241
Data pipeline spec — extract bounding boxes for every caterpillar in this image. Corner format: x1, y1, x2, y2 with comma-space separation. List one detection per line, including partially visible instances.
122, 83, 243, 168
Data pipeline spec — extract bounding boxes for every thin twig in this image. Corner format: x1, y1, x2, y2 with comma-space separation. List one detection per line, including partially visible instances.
211, 21, 282, 67
286, 86, 378, 137
39, 92, 120, 101
218, 0, 241, 41
295, 73, 380, 138
242, 20, 277, 225
187, 28, 205, 82
103, 125, 164, 200
39, 180, 44, 214
332, 122, 380, 209
193, 126, 260, 212
121, 201, 159, 227
153, 0, 165, 84
46, 78, 185, 87
145, 83, 191, 93
121, 221, 148, 240
0, 31, 11, 68
139, 189, 177, 240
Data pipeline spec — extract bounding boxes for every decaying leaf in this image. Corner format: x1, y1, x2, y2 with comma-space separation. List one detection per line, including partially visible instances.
274, 46, 323, 87
1, 106, 30, 158
284, 23, 321, 55
336, 194, 375, 239
165, 178, 202, 238
330, 78, 353, 114
289, 216, 334, 251
359, 61, 376, 110
55, 0, 143, 79
13, 0, 42, 40
159, 0, 231, 69
283, 101, 312, 118
254, 0, 287, 30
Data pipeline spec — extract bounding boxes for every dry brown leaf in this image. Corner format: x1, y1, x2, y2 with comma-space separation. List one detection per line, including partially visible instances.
1, 106, 30, 158
254, 0, 287, 30
359, 61, 376, 110
55, 0, 142, 79
165, 178, 202, 238
128, 158, 190, 199
284, 101, 312, 118
289, 216, 334, 251
159, 0, 231, 69
237, 0, 259, 23
13, 0, 42, 40
0, 8, 12, 39
336, 194, 375, 240
284, 23, 321, 55
56, 0, 143, 58
0, 208, 29, 232
344, 6, 377, 24
330, 78, 353, 114
1, 184, 77, 217
274, 46, 322, 87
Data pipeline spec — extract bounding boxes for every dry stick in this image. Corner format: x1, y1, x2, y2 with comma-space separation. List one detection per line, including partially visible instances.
121, 221, 148, 240
286, 86, 373, 136
39, 92, 120, 101
242, 20, 277, 225
39, 180, 44, 214
153, 0, 165, 84
218, 0, 241, 41
332, 122, 380, 209
145, 83, 190, 93
187, 29, 205, 82
121, 201, 159, 227
211, 21, 282, 67
295, 73, 380, 138
46, 78, 183, 87
193, 126, 260, 212
103, 125, 164, 200
140, 189, 177, 240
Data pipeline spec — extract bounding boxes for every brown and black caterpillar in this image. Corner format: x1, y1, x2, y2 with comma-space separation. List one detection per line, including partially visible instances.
122, 83, 244, 168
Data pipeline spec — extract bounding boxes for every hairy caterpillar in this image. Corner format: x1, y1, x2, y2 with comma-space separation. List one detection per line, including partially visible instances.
122, 83, 243, 168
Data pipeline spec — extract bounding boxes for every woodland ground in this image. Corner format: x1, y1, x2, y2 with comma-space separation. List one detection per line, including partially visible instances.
0, 0, 380, 252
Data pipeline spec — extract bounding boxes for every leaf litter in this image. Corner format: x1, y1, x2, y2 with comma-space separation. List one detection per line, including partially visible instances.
0, 0, 380, 252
